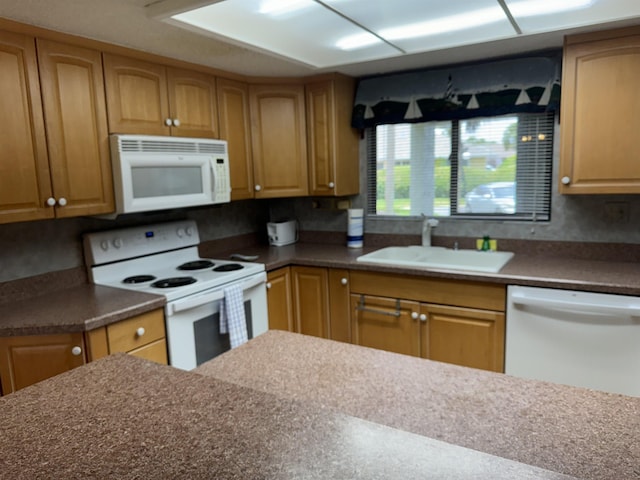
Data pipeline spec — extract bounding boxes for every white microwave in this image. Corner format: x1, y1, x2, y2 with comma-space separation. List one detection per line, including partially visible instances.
108, 134, 231, 217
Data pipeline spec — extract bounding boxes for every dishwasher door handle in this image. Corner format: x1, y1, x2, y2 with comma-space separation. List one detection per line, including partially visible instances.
511, 291, 640, 318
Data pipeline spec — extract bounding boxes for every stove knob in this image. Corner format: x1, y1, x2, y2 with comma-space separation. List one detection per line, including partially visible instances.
100, 240, 109, 251
112, 238, 123, 248
176, 227, 184, 238
185, 226, 193, 236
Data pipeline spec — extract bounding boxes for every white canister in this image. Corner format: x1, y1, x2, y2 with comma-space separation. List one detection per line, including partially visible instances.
347, 208, 364, 248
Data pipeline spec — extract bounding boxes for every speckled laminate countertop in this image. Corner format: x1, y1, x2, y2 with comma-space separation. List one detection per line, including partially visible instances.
195, 330, 640, 480
6, 343, 618, 479
2, 239, 639, 336
0, 283, 165, 336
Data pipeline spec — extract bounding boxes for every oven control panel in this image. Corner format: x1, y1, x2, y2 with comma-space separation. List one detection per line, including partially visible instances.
83, 220, 200, 266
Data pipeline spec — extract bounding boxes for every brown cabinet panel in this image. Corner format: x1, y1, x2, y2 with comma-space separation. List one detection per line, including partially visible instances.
250, 84, 308, 198
128, 338, 168, 364
560, 27, 640, 193
0, 333, 86, 394
292, 266, 329, 338
217, 78, 254, 200
328, 269, 351, 343
350, 294, 420, 357
306, 77, 359, 196
421, 304, 505, 372
0, 30, 52, 223
167, 67, 218, 138
37, 38, 114, 217
106, 309, 166, 353
266, 267, 294, 332
103, 53, 171, 135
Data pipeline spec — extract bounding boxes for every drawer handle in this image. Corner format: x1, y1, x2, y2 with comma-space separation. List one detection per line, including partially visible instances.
136, 327, 146, 337
71, 346, 82, 356
355, 295, 401, 318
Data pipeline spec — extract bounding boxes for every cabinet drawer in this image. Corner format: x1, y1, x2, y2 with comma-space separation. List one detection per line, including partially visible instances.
107, 310, 165, 353
128, 339, 168, 365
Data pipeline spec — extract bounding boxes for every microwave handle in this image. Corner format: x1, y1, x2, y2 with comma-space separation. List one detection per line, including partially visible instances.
168, 273, 266, 315
210, 158, 218, 196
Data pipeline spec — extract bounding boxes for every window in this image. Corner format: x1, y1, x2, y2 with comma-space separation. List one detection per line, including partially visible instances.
367, 113, 554, 220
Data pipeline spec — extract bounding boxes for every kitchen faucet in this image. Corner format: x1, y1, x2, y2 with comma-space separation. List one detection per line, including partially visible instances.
421, 215, 439, 247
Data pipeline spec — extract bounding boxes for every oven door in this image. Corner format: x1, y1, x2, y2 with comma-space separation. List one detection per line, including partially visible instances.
164, 272, 268, 370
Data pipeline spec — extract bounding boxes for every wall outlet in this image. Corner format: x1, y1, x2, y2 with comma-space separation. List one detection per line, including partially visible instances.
603, 201, 630, 223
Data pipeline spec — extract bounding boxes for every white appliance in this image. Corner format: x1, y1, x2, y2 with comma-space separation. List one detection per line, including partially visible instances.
506, 285, 640, 397
108, 134, 231, 217
84, 220, 268, 370
267, 220, 298, 246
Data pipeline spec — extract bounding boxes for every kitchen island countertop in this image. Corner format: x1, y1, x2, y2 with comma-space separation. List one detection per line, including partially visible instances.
3, 331, 638, 479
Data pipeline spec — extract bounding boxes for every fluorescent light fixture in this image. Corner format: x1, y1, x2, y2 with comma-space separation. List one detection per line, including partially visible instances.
259, 0, 314, 16
379, 7, 506, 41
508, 0, 595, 17
336, 32, 381, 51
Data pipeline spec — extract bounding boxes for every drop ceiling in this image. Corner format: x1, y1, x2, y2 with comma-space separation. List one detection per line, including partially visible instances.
1, 0, 640, 77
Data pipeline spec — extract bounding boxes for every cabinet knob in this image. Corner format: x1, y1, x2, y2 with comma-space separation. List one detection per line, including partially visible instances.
165, 118, 172, 126
561, 176, 571, 185
46, 197, 56, 207
328, 182, 335, 189
255, 185, 262, 192
266, 282, 272, 289
172, 118, 181, 127
136, 327, 145, 337
411, 312, 419, 320
419, 313, 427, 322
57, 197, 67, 207
71, 346, 82, 356
340, 278, 348, 286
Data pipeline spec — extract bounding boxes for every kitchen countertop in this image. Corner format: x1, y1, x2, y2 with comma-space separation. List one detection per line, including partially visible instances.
2, 239, 640, 336
5, 332, 638, 479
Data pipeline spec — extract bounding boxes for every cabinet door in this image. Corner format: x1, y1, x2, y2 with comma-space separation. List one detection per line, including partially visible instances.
167, 67, 218, 138
266, 267, 294, 332
36, 39, 114, 217
0, 333, 85, 394
350, 294, 420, 357
250, 84, 308, 198
0, 31, 52, 223
328, 269, 351, 343
292, 266, 329, 338
422, 304, 505, 372
218, 78, 254, 200
560, 30, 640, 193
103, 53, 171, 135
306, 78, 359, 196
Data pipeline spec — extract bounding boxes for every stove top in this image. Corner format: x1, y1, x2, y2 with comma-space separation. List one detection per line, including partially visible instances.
84, 221, 265, 302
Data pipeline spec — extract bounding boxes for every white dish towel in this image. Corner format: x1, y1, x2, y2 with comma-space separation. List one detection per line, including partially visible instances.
219, 283, 248, 349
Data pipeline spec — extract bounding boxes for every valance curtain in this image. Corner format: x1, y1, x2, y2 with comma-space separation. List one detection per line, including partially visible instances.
351, 50, 562, 129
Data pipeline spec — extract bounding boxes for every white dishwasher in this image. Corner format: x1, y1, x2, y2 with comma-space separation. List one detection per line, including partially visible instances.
506, 285, 640, 397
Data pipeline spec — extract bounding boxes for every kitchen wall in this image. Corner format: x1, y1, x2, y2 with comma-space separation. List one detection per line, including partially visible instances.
2, 118, 639, 284
273, 116, 640, 245
0, 200, 268, 283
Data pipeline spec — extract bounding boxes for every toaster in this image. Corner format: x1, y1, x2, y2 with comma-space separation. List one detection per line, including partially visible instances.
267, 220, 298, 247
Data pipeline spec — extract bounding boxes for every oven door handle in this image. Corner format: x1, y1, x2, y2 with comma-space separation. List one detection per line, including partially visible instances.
168, 273, 266, 315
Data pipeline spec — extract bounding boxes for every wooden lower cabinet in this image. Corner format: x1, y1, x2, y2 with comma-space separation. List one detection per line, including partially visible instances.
85, 309, 168, 365
267, 266, 351, 342
266, 267, 294, 332
0, 333, 86, 395
350, 271, 506, 372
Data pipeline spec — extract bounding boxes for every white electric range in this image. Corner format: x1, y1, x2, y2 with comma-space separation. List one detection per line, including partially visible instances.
83, 220, 268, 370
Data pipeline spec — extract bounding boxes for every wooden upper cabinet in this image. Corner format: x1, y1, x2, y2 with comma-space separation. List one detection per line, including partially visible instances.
103, 54, 218, 138
560, 27, 640, 194
36, 39, 114, 217
0, 31, 52, 224
249, 84, 308, 198
218, 78, 254, 200
306, 76, 359, 196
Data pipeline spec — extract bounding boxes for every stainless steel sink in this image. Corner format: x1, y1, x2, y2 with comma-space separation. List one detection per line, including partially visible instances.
356, 246, 514, 273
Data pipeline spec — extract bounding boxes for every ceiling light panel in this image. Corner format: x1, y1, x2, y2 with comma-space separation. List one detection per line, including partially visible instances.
170, 0, 399, 68
324, 0, 516, 54
505, 0, 640, 34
